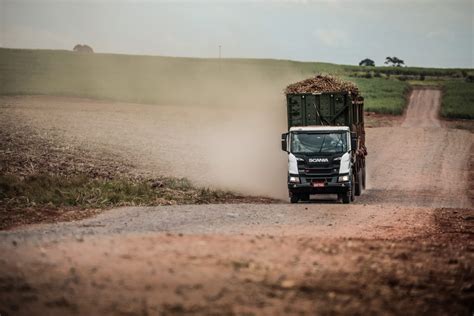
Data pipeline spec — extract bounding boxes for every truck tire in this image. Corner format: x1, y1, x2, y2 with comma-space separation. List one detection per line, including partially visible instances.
355, 170, 362, 196
350, 175, 355, 202
342, 193, 350, 204
300, 194, 310, 202
362, 166, 366, 190
290, 195, 299, 204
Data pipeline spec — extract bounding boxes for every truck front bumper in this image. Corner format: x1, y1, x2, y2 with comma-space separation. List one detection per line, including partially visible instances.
288, 181, 351, 195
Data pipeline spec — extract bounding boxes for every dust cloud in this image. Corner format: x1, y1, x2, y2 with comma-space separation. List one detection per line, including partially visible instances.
3, 64, 306, 199
203, 97, 289, 198
163, 66, 301, 199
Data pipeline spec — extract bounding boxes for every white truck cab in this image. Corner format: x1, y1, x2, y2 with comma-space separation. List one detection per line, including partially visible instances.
281, 126, 361, 204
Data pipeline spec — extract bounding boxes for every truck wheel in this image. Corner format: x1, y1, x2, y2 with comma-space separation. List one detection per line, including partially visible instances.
290, 195, 299, 204
362, 166, 366, 190
342, 193, 350, 204
355, 171, 362, 196
350, 175, 355, 202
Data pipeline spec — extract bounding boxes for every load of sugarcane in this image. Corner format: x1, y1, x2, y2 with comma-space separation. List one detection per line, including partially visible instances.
285, 75, 359, 95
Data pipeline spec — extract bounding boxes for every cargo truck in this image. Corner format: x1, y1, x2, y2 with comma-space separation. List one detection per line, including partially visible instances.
281, 87, 367, 204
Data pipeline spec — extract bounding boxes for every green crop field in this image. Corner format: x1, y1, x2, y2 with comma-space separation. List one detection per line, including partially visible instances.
441, 81, 474, 119
349, 77, 409, 115
0, 47, 471, 118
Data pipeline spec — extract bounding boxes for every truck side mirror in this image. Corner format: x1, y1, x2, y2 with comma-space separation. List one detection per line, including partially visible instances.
281, 133, 288, 152
351, 132, 358, 150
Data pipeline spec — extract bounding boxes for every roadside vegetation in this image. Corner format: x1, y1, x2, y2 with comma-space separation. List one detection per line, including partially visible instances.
441, 81, 474, 119
1, 47, 472, 120
0, 172, 275, 230
0, 174, 243, 209
0, 173, 266, 230
348, 70, 473, 119
351, 78, 409, 115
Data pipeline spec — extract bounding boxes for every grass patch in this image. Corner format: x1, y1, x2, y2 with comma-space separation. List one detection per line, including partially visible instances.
0, 173, 276, 229
0, 174, 276, 229
350, 77, 410, 115
441, 81, 474, 119
0, 174, 250, 210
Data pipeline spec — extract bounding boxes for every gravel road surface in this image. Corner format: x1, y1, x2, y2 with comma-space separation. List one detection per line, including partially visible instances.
0, 89, 473, 315
402, 89, 442, 128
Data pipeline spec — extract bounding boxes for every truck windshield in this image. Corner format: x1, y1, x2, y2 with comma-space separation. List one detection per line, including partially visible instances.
291, 132, 347, 154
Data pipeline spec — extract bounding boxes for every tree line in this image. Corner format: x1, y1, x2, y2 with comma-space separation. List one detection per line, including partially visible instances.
359, 57, 405, 67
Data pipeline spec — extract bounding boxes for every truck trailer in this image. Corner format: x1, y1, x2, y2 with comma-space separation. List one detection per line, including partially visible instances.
281, 77, 367, 204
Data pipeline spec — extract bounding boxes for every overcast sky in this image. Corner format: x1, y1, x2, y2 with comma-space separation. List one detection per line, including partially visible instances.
1, 0, 473, 68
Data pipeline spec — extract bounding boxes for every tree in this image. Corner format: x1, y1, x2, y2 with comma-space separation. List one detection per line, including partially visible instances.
73, 44, 94, 53
384, 56, 404, 67
359, 58, 375, 67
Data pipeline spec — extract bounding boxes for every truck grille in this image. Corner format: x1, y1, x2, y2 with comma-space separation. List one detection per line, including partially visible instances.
303, 168, 335, 174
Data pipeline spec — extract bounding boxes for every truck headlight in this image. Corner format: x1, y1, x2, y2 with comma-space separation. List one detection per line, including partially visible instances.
289, 176, 300, 183
338, 175, 349, 182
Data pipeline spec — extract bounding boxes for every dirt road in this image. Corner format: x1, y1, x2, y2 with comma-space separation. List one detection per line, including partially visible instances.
0, 89, 473, 315
402, 89, 442, 128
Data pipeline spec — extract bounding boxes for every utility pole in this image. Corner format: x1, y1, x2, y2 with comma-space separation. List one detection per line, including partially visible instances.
218, 45, 221, 59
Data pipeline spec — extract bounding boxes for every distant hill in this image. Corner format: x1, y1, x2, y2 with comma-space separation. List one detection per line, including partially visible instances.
0, 47, 471, 116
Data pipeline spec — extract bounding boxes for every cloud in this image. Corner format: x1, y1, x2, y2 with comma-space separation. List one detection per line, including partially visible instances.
425, 30, 451, 39
314, 29, 348, 47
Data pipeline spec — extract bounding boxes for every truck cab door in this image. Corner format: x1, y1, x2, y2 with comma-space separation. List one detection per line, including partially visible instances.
281, 133, 289, 152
